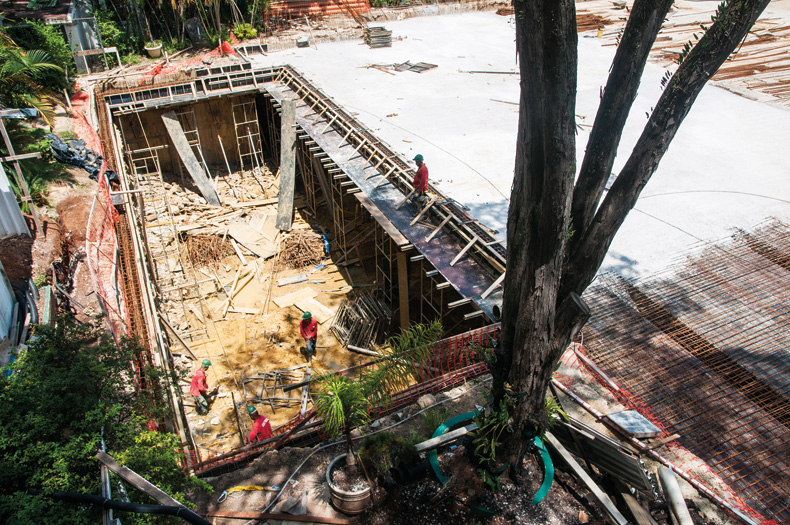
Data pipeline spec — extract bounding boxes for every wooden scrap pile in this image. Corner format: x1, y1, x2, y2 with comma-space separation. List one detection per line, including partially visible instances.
330, 291, 391, 349
364, 26, 392, 48
280, 231, 326, 269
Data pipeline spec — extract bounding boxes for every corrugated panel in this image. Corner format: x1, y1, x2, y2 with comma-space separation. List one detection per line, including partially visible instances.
0, 163, 28, 237
0, 260, 15, 340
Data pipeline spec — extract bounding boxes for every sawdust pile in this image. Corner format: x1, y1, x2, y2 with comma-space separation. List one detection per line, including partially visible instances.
183, 235, 235, 268
280, 231, 326, 269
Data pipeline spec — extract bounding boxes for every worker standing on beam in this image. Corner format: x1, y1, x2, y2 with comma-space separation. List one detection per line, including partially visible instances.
247, 406, 273, 443
410, 154, 428, 205
190, 359, 213, 415
299, 311, 318, 362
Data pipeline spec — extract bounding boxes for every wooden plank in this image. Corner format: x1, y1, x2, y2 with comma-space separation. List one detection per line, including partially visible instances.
622, 493, 659, 525
204, 511, 350, 524
227, 306, 262, 315
277, 273, 309, 287
158, 314, 198, 360
414, 423, 477, 453
544, 432, 629, 525
426, 214, 452, 242
273, 287, 318, 309
277, 99, 297, 231
450, 236, 479, 267
161, 111, 221, 206
95, 450, 185, 508
397, 251, 409, 330
409, 196, 437, 226
352, 192, 408, 246
229, 197, 279, 208
481, 272, 505, 299
230, 239, 248, 266
2, 152, 41, 162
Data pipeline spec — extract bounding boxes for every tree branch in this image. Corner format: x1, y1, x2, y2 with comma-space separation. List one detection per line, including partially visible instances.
570, 0, 674, 250
561, 0, 771, 300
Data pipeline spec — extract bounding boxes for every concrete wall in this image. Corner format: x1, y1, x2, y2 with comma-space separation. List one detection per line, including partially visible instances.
118, 95, 255, 179
0, 162, 28, 237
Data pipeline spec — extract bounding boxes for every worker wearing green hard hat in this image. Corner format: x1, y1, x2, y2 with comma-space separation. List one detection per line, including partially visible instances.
299, 311, 318, 362
247, 405, 273, 443
190, 358, 214, 415
411, 154, 428, 206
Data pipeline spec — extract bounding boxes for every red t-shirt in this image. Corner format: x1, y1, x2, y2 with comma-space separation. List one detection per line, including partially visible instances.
190, 368, 208, 397
249, 414, 273, 443
300, 318, 318, 340
413, 164, 428, 192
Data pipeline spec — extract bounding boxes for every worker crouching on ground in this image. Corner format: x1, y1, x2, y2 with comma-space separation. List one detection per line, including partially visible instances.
299, 311, 318, 362
410, 154, 428, 205
247, 406, 273, 443
190, 359, 216, 415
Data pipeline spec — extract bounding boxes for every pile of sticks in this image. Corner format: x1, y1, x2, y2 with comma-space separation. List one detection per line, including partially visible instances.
280, 231, 325, 269
330, 291, 391, 348
183, 235, 235, 268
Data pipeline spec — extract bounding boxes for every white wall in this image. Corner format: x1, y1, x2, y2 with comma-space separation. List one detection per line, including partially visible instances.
0, 259, 15, 341
0, 162, 29, 237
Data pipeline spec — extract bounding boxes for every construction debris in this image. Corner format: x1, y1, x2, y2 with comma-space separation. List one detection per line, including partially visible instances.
183, 235, 235, 268
280, 231, 326, 269
364, 26, 392, 48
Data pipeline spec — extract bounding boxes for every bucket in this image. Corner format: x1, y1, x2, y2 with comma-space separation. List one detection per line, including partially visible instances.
326, 454, 372, 515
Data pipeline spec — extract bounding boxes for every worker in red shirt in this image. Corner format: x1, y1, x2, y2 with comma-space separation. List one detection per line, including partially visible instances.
190, 359, 212, 414
247, 406, 273, 443
411, 154, 428, 205
299, 311, 318, 361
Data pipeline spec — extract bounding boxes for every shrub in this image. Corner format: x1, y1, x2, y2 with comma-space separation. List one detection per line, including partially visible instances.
4, 22, 73, 92
233, 23, 258, 40
359, 432, 419, 481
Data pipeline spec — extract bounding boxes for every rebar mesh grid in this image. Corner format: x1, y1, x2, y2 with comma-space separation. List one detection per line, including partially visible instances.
582, 220, 790, 523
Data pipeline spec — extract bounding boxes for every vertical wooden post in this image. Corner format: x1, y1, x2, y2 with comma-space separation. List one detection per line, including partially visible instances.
397, 251, 409, 330
0, 117, 41, 234
277, 99, 297, 231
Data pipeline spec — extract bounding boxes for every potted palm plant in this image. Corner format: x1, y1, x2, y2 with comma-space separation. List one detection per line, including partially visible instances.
314, 321, 442, 514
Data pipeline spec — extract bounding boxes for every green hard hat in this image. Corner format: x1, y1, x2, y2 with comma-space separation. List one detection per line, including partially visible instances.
202, 359, 211, 367
247, 405, 257, 414
413, 154, 424, 162
302, 311, 312, 320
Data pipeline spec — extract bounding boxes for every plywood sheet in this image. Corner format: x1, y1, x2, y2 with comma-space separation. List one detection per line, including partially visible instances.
227, 220, 277, 259
273, 287, 317, 309
294, 297, 334, 324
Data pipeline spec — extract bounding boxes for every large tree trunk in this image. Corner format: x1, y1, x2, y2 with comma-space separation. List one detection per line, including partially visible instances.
497, 0, 577, 469
499, 0, 772, 474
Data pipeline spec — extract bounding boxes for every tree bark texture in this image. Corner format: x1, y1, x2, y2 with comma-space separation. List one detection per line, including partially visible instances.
498, 0, 577, 462
500, 0, 772, 470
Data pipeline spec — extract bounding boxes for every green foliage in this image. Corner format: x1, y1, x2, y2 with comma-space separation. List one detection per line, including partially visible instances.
93, 8, 141, 58
472, 397, 513, 469
314, 321, 442, 458
545, 395, 569, 427
232, 23, 258, 40
1, 121, 75, 208
420, 406, 451, 437
363, 319, 442, 409
0, 317, 208, 523
358, 432, 418, 480
0, 33, 63, 126
4, 22, 72, 92
314, 374, 371, 439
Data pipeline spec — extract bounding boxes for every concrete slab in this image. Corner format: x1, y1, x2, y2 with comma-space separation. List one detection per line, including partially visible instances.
252, 6, 790, 281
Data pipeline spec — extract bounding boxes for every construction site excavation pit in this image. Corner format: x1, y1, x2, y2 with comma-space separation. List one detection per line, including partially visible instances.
95, 60, 505, 469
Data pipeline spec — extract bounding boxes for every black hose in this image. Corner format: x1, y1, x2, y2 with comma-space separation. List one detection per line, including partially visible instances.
27, 489, 212, 525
